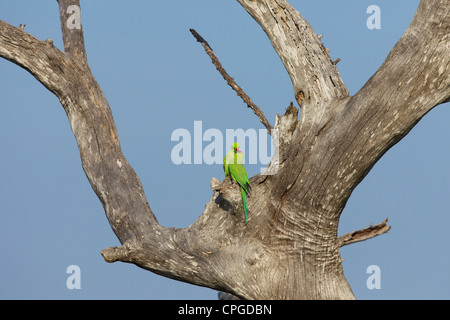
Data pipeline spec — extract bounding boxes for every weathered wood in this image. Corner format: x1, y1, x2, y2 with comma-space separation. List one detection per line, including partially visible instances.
57, 0, 87, 62
0, 0, 448, 299
237, 0, 350, 108
337, 219, 391, 248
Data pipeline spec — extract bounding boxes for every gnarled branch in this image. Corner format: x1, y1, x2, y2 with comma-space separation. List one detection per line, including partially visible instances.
1, 0, 448, 300
237, 0, 349, 108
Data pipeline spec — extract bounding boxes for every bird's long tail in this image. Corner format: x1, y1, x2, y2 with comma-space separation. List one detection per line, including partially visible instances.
241, 186, 247, 224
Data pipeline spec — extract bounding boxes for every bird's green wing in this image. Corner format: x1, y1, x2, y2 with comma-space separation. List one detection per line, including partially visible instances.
229, 163, 251, 195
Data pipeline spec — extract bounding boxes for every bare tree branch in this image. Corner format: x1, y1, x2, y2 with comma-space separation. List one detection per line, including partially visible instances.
337, 218, 391, 248
190, 28, 274, 135
57, 0, 87, 62
0, 4, 277, 299
1, 0, 448, 300
237, 0, 349, 108
271, 0, 449, 221
0, 21, 66, 94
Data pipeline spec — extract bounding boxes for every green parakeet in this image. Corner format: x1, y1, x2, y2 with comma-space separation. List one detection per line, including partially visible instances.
223, 142, 251, 223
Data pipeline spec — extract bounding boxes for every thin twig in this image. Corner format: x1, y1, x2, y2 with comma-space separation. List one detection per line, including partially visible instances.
190, 28, 273, 135
337, 218, 391, 248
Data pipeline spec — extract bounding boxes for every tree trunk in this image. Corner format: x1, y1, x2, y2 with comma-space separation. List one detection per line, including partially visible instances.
0, 0, 448, 299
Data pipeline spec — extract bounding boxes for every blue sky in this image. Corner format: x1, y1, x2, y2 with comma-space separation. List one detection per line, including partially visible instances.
0, 1, 449, 299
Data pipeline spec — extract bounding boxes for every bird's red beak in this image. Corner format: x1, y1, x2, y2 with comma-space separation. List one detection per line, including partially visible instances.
236, 147, 242, 153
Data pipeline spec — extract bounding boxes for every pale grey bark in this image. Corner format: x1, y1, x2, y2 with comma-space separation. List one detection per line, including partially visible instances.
0, 0, 448, 299
236, 0, 349, 109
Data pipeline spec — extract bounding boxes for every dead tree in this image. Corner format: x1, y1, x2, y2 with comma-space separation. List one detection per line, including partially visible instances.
0, 0, 448, 299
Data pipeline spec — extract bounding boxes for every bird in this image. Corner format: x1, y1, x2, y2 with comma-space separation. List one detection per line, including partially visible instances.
223, 142, 251, 223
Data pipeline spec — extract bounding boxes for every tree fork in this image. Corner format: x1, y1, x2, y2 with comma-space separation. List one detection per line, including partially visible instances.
0, 0, 449, 299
